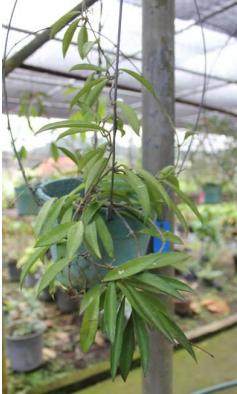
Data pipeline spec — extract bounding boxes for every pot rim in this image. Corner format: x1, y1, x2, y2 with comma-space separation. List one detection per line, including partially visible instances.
6, 321, 45, 341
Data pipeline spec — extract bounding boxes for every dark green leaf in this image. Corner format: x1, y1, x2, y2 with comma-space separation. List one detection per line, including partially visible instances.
159, 276, 193, 293
84, 221, 101, 258
104, 282, 117, 342
71, 63, 106, 72
110, 298, 125, 380
35, 222, 74, 247
121, 69, 156, 98
96, 214, 114, 258
80, 287, 100, 352
80, 285, 101, 315
119, 316, 135, 381
133, 311, 149, 375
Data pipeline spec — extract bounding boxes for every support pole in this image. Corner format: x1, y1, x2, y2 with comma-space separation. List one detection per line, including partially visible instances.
142, 1, 174, 394
4, 0, 98, 76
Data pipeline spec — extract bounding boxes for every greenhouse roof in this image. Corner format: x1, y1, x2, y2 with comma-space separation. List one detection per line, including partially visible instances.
2, 0, 237, 130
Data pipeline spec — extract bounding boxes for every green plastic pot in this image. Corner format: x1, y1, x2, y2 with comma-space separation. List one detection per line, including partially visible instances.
202, 183, 222, 204
15, 184, 39, 216
36, 178, 150, 290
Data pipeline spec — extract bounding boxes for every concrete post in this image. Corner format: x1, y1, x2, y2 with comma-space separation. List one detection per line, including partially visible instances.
142, 0, 175, 393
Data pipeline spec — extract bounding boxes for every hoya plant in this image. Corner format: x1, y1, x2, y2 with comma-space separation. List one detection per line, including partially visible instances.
20, 4, 202, 381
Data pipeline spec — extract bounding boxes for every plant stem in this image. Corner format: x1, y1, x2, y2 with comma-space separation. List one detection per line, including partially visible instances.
108, 0, 124, 220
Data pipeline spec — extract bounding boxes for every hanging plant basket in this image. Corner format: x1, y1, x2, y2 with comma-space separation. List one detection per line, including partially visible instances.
202, 183, 222, 204
15, 184, 39, 216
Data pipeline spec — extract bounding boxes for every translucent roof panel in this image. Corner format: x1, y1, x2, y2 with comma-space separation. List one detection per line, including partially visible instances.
2, 0, 237, 132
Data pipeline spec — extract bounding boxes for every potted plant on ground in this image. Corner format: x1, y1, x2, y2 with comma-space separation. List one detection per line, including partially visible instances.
4, 290, 45, 372
19, 6, 202, 380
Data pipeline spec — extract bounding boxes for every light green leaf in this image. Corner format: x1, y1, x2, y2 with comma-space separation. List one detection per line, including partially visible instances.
83, 40, 96, 58
84, 221, 101, 259
121, 68, 156, 97
96, 214, 114, 258
85, 157, 107, 192
159, 276, 193, 293
63, 19, 79, 57
71, 64, 106, 72
50, 142, 59, 161
58, 146, 80, 166
61, 206, 73, 223
18, 146, 27, 160
35, 222, 74, 247
37, 256, 74, 295
80, 287, 100, 352
77, 25, 88, 59
133, 311, 149, 375
37, 120, 106, 134
66, 221, 84, 259
38, 196, 66, 235
111, 298, 125, 380
85, 79, 107, 108
80, 285, 101, 315
20, 247, 48, 287
119, 316, 135, 381
117, 101, 140, 134
50, 11, 79, 38
104, 283, 117, 343
70, 78, 107, 108
34, 198, 56, 236
125, 168, 151, 217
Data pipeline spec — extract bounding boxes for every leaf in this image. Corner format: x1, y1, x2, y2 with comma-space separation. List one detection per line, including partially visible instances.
20, 247, 48, 287
83, 40, 96, 58
38, 196, 66, 235
70, 78, 107, 108
80, 285, 101, 315
159, 276, 193, 293
85, 157, 107, 192
35, 222, 74, 247
119, 316, 135, 381
71, 63, 106, 72
141, 228, 183, 245
103, 252, 188, 282
57, 146, 80, 166
66, 221, 84, 258
36, 256, 74, 295
117, 101, 140, 134
50, 142, 59, 161
77, 25, 88, 59
133, 311, 149, 375
127, 272, 184, 300
104, 283, 117, 342
125, 169, 151, 217
85, 79, 107, 108
96, 214, 114, 258
163, 179, 203, 222
37, 120, 107, 134
121, 69, 156, 97
80, 287, 100, 352
50, 11, 79, 38
18, 146, 27, 160
184, 130, 195, 141
110, 298, 125, 380
63, 19, 79, 57
34, 198, 56, 236
61, 206, 73, 223
84, 221, 101, 258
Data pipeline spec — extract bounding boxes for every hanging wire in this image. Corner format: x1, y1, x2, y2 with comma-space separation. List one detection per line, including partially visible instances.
2, 0, 39, 204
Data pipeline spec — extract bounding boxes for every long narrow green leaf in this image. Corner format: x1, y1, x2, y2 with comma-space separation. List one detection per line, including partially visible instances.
37, 120, 106, 134
110, 298, 125, 380
141, 228, 183, 245
77, 25, 88, 59
85, 79, 107, 108
119, 316, 135, 381
20, 247, 48, 287
85, 157, 107, 192
120, 69, 156, 98
66, 221, 84, 259
83, 40, 96, 58
84, 221, 101, 258
80, 285, 101, 315
80, 287, 101, 352
159, 276, 193, 293
39, 196, 66, 234
125, 168, 151, 217
96, 214, 114, 258
36, 256, 74, 295
70, 78, 106, 108
34, 198, 56, 236
133, 311, 149, 375
63, 19, 79, 57
104, 283, 117, 342
35, 222, 74, 247
50, 11, 79, 38
71, 64, 106, 72
117, 101, 140, 135
58, 146, 80, 166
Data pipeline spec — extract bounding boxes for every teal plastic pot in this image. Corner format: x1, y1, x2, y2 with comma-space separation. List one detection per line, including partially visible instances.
202, 183, 222, 204
36, 178, 150, 290
15, 184, 39, 216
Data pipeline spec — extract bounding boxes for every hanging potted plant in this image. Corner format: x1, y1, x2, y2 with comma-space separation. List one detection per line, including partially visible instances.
19, 4, 203, 381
